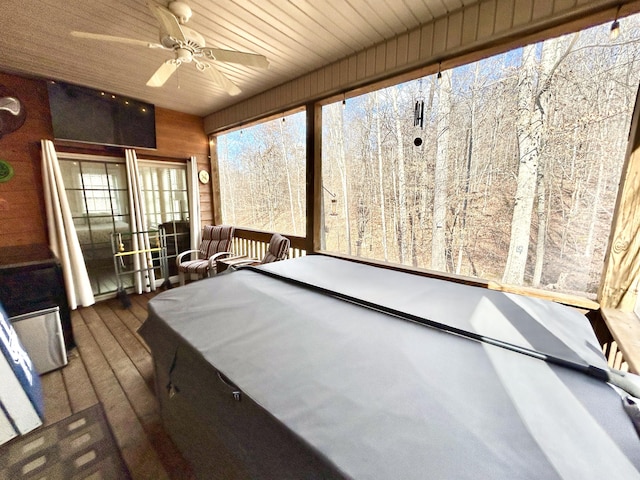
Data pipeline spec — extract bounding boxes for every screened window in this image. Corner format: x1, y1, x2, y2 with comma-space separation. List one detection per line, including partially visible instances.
321, 15, 640, 299
217, 110, 306, 236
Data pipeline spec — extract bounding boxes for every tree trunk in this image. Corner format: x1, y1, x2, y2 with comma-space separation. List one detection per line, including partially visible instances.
456, 62, 480, 275
432, 70, 452, 271
374, 91, 389, 260
279, 119, 297, 234
585, 159, 604, 258
532, 164, 547, 287
502, 46, 541, 284
334, 105, 352, 254
457, 125, 473, 275
391, 86, 408, 263
503, 35, 577, 285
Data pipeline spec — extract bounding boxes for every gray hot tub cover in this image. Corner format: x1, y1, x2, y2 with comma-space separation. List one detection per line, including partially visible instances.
141, 255, 640, 479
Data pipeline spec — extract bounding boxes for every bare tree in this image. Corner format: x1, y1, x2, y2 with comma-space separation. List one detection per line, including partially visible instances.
391, 86, 408, 263
503, 35, 578, 284
329, 104, 352, 254
374, 91, 389, 260
279, 119, 298, 234
432, 70, 452, 271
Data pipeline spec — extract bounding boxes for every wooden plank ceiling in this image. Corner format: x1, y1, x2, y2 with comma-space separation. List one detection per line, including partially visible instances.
0, 0, 467, 117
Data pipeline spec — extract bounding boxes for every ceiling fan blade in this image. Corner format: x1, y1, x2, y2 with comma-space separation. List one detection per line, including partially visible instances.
147, 1, 186, 42
202, 48, 270, 69
147, 61, 179, 87
202, 63, 241, 96
71, 31, 164, 49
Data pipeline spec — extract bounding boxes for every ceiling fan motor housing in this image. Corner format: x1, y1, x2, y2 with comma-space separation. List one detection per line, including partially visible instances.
160, 25, 205, 50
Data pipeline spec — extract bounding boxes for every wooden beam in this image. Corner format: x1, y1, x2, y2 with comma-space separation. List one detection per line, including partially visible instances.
601, 308, 640, 373
306, 103, 323, 254
209, 136, 223, 225
599, 84, 640, 310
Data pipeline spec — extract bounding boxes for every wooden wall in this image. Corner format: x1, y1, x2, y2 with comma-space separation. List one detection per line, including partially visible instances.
0, 71, 211, 249
0, 71, 52, 247
154, 108, 213, 226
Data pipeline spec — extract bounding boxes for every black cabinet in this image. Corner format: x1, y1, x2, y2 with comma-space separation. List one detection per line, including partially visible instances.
0, 244, 74, 349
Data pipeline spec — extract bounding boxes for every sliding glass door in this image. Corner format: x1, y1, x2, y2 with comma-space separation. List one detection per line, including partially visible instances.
60, 155, 189, 295
60, 157, 130, 295
138, 161, 189, 278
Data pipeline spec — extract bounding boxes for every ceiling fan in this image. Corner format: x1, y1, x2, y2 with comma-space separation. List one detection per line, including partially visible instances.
70, 1, 269, 96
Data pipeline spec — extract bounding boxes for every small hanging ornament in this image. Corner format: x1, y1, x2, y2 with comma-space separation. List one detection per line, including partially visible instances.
414, 100, 424, 129
413, 78, 425, 147
330, 197, 338, 216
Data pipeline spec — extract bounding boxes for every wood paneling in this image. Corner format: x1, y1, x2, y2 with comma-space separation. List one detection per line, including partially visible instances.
599, 85, 640, 310
0, 71, 212, 249
153, 107, 214, 227
154, 108, 208, 158
0, 0, 628, 121
0, 72, 52, 247
204, 0, 636, 133
601, 307, 640, 373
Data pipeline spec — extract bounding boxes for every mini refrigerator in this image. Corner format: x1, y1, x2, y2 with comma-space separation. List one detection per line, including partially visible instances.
0, 303, 44, 445
10, 307, 68, 374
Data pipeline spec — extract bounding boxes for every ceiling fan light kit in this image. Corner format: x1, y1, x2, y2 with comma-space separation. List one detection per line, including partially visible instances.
70, 1, 269, 96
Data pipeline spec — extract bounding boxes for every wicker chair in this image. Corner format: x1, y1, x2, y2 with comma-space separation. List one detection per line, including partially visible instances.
176, 225, 234, 285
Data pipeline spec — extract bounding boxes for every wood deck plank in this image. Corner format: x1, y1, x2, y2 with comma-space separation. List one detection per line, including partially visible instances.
128, 298, 150, 324
75, 305, 170, 480
130, 291, 154, 311
61, 348, 99, 413
37, 293, 192, 479
59, 310, 100, 414
39, 369, 71, 427
104, 297, 152, 354
95, 301, 154, 384
107, 297, 144, 329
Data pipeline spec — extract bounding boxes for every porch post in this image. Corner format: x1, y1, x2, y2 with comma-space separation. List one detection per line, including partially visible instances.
306, 102, 322, 254
598, 85, 640, 310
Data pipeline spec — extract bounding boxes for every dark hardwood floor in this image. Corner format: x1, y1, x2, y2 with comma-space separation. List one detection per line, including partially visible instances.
39, 291, 195, 480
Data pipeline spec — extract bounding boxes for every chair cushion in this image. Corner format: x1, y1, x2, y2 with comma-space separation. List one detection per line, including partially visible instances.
200, 225, 234, 258
263, 234, 290, 264
178, 259, 212, 275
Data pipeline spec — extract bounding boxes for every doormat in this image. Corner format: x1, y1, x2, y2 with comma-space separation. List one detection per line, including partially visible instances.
0, 403, 131, 479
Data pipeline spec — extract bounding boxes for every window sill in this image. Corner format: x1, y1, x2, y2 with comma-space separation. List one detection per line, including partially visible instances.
316, 251, 600, 312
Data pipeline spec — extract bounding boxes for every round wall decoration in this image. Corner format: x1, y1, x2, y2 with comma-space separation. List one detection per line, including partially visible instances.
0, 85, 27, 139
0, 159, 15, 183
198, 170, 210, 184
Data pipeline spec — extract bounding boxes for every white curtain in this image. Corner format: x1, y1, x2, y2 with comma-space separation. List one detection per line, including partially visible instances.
41, 140, 95, 308
187, 156, 202, 252
125, 149, 154, 293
